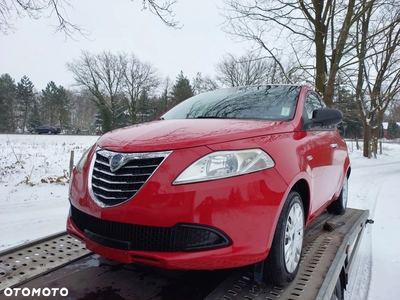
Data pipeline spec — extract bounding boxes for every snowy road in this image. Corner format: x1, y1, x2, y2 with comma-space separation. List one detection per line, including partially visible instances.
346, 158, 400, 300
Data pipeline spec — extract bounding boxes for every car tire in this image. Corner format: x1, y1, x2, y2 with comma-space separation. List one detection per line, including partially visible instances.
327, 176, 348, 215
48, 131, 53, 135
264, 191, 304, 287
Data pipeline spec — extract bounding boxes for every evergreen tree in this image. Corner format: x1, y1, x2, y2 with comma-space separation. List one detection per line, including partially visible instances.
0, 74, 17, 133
41, 81, 58, 125
16, 76, 35, 133
27, 97, 41, 130
41, 82, 72, 129
387, 120, 399, 139
56, 86, 72, 129
334, 87, 363, 138
170, 71, 194, 106
114, 96, 130, 129
97, 102, 113, 133
137, 90, 151, 122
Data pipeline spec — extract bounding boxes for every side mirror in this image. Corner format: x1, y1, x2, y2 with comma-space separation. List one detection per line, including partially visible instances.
311, 108, 343, 126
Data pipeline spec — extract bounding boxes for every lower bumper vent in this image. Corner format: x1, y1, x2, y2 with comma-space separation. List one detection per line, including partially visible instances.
70, 205, 231, 252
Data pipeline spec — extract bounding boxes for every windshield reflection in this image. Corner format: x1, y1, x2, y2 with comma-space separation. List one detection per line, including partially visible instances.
162, 85, 301, 121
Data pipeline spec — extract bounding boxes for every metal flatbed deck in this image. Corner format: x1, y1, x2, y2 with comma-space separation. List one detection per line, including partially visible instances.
205, 208, 370, 300
0, 208, 370, 299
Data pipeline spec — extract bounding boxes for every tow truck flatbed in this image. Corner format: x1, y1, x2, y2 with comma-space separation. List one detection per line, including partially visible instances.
0, 208, 370, 299
205, 208, 370, 300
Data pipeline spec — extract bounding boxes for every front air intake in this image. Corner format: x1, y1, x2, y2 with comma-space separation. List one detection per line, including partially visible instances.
70, 205, 232, 252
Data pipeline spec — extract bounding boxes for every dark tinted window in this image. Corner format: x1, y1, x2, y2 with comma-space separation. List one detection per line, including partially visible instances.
162, 85, 301, 121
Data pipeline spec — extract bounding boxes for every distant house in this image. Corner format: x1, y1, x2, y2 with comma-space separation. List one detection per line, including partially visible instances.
382, 122, 400, 139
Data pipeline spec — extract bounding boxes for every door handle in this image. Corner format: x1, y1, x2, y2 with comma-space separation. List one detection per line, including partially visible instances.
330, 143, 338, 148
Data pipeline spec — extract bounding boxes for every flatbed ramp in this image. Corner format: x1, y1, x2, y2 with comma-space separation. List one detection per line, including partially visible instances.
205, 208, 369, 300
0, 208, 369, 299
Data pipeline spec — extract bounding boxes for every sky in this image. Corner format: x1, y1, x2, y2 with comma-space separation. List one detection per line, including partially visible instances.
0, 133, 400, 299
0, 0, 250, 91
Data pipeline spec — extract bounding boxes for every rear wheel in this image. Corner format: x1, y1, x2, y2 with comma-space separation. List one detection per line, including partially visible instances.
327, 176, 348, 215
48, 131, 53, 135
264, 191, 304, 287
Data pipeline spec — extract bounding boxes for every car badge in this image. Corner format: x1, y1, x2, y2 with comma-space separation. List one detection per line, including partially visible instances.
110, 154, 124, 172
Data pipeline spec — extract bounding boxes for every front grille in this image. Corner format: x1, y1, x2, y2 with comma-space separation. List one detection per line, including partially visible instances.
89, 149, 171, 207
70, 205, 231, 252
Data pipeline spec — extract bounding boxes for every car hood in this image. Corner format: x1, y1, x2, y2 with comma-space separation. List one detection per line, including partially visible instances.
97, 119, 294, 152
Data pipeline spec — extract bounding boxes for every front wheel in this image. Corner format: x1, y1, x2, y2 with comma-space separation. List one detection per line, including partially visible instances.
264, 191, 305, 287
327, 176, 348, 215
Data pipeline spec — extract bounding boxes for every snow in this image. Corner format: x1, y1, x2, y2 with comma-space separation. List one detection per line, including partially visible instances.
1, 134, 400, 299
0, 134, 99, 250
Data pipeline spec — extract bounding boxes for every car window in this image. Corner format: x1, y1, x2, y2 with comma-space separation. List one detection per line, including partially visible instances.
162, 85, 301, 121
304, 92, 334, 131
304, 92, 324, 119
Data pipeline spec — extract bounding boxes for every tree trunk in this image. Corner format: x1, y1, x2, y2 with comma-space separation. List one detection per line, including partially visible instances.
362, 124, 371, 158
314, 1, 326, 98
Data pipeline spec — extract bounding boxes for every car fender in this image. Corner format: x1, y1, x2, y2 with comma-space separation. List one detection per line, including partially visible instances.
276, 170, 312, 223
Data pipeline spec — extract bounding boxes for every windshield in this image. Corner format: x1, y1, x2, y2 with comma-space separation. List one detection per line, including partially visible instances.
161, 85, 301, 121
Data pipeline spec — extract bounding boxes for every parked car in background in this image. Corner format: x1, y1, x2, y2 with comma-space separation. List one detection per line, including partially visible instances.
30, 125, 61, 134
67, 84, 350, 287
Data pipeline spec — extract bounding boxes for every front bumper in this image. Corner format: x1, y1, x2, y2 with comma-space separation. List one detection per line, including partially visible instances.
67, 147, 289, 270
68, 214, 268, 269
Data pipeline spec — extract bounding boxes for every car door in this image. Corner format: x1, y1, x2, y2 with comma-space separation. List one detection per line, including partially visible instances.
303, 92, 337, 216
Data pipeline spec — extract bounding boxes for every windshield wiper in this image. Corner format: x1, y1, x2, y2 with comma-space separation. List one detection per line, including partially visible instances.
196, 116, 227, 119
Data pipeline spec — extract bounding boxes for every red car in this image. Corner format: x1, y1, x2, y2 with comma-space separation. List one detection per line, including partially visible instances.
67, 85, 350, 286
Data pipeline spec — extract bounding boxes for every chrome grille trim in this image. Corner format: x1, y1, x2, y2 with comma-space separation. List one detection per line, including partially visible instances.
92, 174, 146, 184
91, 182, 139, 193
92, 167, 153, 177
88, 147, 172, 208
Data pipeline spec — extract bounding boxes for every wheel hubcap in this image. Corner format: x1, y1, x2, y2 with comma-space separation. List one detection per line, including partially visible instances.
284, 202, 304, 273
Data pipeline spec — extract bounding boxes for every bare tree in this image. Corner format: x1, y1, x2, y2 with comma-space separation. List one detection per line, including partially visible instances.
215, 52, 275, 87
122, 54, 160, 124
352, 1, 400, 157
143, 0, 180, 28
157, 76, 172, 114
67, 51, 162, 131
222, 0, 400, 158
387, 100, 400, 121
0, 0, 180, 37
67, 51, 127, 132
192, 72, 219, 94
67, 89, 98, 133
221, 0, 373, 106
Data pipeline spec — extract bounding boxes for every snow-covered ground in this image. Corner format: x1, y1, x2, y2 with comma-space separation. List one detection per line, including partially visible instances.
1, 134, 399, 299
0, 134, 99, 250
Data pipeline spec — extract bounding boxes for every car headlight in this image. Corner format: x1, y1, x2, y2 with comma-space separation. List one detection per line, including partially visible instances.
173, 149, 275, 185
76, 145, 94, 173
